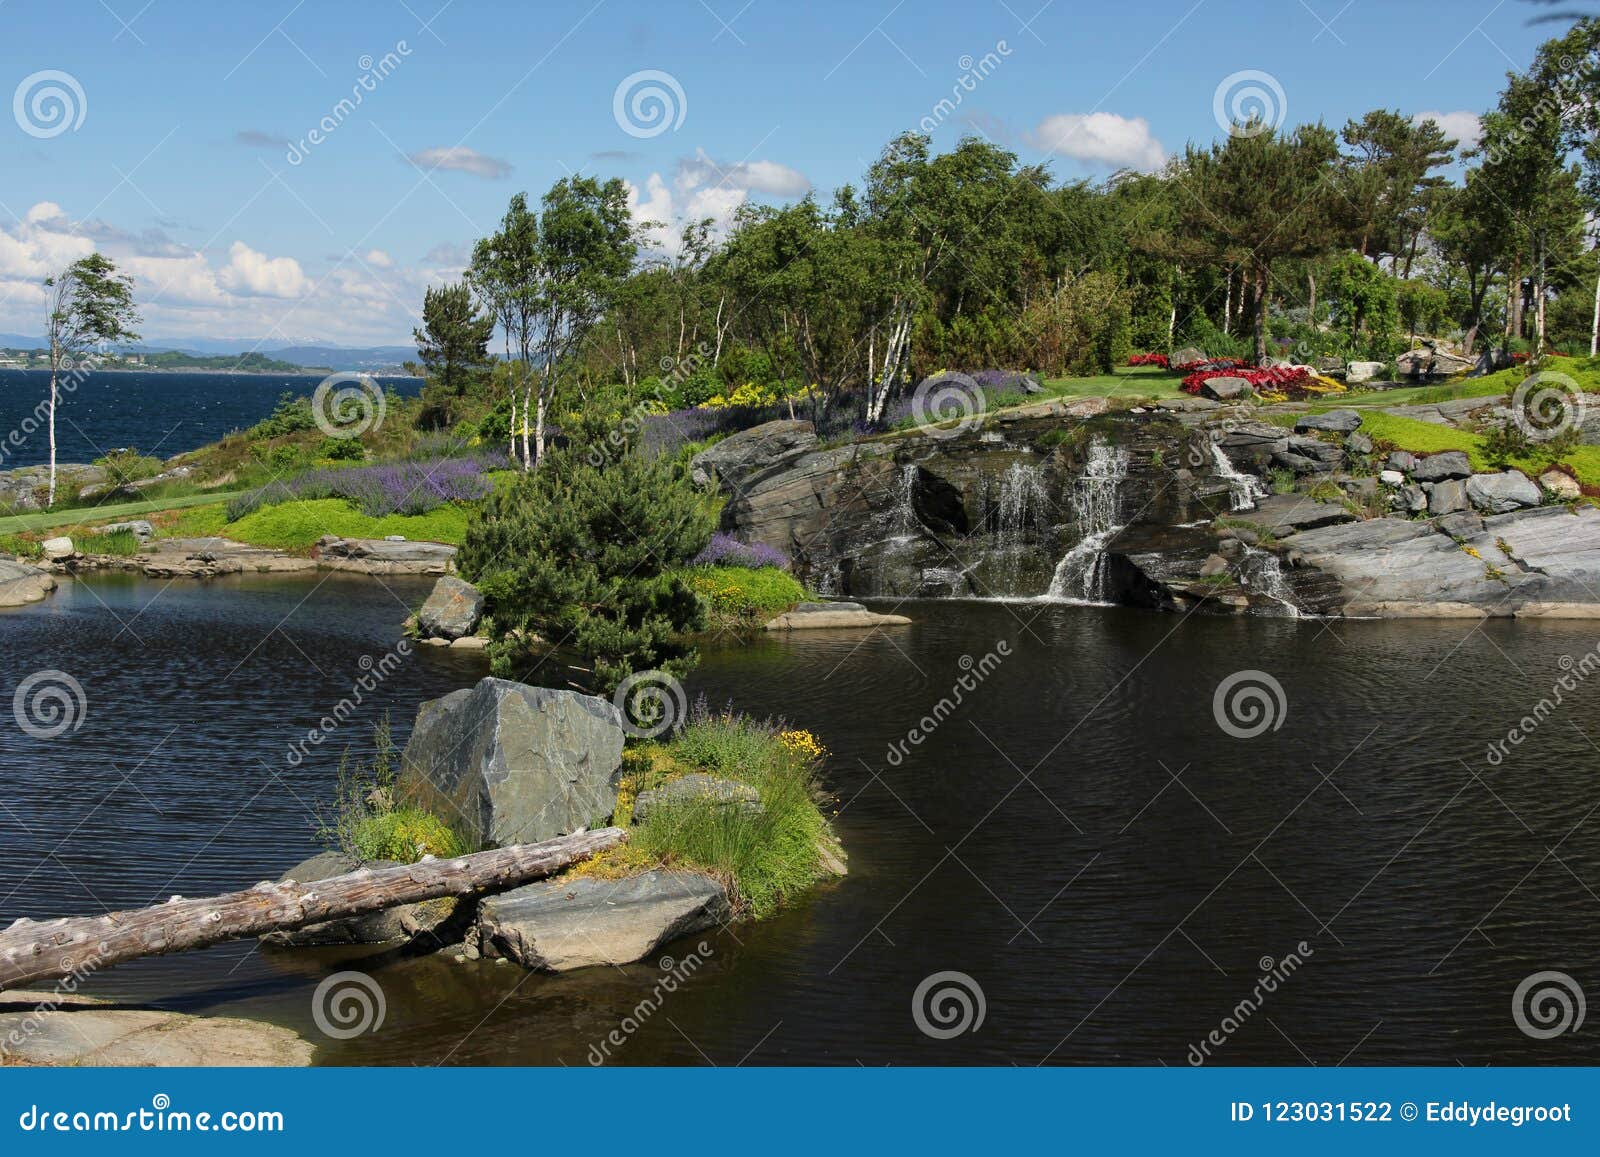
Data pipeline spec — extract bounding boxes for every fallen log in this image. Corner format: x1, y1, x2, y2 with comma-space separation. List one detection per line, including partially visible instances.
0, 827, 625, 992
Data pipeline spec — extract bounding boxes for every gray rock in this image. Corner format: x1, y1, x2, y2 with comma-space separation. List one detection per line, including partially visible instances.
416, 575, 484, 640
1435, 512, 1485, 539
96, 520, 154, 542
1200, 376, 1255, 402
261, 852, 465, 948
477, 870, 730, 972
1398, 484, 1428, 513
1466, 470, 1541, 515
1395, 344, 1474, 378
690, 419, 817, 491
1347, 360, 1386, 384
1379, 469, 1405, 486
794, 600, 866, 613
1412, 451, 1472, 482
1540, 470, 1582, 500
1242, 494, 1355, 535
0, 559, 55, 607
1346, 433, 1374, 455
1216, 526, 1259, 545
1428, 478, 1469, 515
1386, 450, 1418, 474
1294, 409, 1362, 434
1280, 518, 1522, 610
1171, 346, 1206, 366
400, 678, 626, 849
633, 774, 762, 823
1198, 553, 1231, 577
40, 536, 73, 560
315, 536, 456, 575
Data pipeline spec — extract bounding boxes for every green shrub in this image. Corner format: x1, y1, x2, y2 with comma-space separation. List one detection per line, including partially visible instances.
318, 436, 366, 461
249, 392, 318, 438
350, 808, 462, 861
317, 714, 462, 864
683, 565, 805, 626
93, 447, 163, 484
620, 709, 835, 918
0, 534, 43, 560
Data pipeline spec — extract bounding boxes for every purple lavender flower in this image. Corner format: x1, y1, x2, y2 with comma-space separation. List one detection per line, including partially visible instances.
692, 531, 790, 570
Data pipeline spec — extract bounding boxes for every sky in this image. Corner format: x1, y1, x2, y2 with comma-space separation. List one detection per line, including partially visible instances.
0, 0, 1563, 348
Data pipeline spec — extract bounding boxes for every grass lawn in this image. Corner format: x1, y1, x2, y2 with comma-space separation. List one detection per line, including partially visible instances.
681, 565, 806, 627
0, 489, 250, 536
220, 497, 471, 551
1041, 365, 1189, 400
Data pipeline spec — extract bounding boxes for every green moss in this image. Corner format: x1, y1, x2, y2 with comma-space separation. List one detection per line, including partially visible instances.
223, 497, 470, 551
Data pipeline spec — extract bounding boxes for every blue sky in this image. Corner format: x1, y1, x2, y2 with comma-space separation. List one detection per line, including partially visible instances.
0, 0, 1557, 346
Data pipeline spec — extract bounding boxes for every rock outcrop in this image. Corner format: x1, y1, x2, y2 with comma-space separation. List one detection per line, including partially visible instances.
690, 419, 818, 491
475, 870, 730, 972
416, 575, 484, 640
400, 677, 627, 848
315, 535, 456, 575
0, 559, 55, 607
0, 992, 313, 1066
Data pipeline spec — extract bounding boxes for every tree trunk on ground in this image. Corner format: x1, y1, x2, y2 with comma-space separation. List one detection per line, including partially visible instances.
0, 829, 625, 992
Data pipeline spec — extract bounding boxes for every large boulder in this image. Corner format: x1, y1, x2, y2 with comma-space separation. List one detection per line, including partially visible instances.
476, 870, 730, 972
1540, 470, 1582, 500
0, 559, 55, 607
1466, 470, 1542, 514
1347, 360, 1386, 384
416, 575, 484, 640
400, 678, 626, 848
0, 992, 312, 1066
1294, 409, 1362, 434
96, 520, 154, 542
1428, 478, 1470, 515
260, 852, 465, 948
1412, 451, 1472, 482
40, 536, 73, 560
1395, 344, 1474, 378
1171, 346, 1206, 366
690, 420, 817, 491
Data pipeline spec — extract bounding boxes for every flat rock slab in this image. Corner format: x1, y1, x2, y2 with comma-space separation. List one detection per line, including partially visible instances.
1294, 409, 1362, 433
764, 608, 913, 630
478, 870, 730, 972
0, 559, 55, 607
137, 537, 315, 577
1282, 518, 1529, 612
1239, 494, 1356, 535
316, 536, 457, 575
0, 992, 312, 1066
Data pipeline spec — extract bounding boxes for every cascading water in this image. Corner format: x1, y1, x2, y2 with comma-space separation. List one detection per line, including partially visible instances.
1238, 546, 1300, 618
881, 463, 920, 542
989, 460, 1050, 590
1046, 438, 1129, 602
1210, 439, 1266, 512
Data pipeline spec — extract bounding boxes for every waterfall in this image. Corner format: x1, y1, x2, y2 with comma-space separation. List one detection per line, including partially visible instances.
995, 461, 1048, 546
1239, 547, 1300, 618
1210, 440, 1265, 512
881, 463, 919, 542
1045, 438, 1129, 603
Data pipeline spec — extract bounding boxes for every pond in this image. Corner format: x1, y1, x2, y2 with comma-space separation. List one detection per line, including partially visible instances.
2, 575, 1597, 1065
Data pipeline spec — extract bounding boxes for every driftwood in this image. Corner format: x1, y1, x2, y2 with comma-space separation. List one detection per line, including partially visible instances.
0, 827, 625, 991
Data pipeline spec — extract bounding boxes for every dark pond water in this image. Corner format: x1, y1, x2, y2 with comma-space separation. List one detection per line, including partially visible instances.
0, 370, 421, 469
2, 576, 1598, 1066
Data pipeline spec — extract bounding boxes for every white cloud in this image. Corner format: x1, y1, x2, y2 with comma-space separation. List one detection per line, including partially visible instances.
676, 150, 811, 197
218, 241, 307, 298
363, 248, 394, 268
1412, 109, 1482, 148
405, 146, 512, 179
1029, 112, 1165, 171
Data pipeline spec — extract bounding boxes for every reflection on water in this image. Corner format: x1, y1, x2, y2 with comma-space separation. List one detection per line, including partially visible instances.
2, 575, 1598, 1065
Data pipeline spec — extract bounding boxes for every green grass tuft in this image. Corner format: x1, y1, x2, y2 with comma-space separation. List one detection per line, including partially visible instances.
681, 565, 806, 627
222, 497, 470, 551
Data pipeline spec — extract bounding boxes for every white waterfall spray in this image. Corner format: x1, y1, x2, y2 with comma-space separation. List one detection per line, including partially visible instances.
1046, 438, 1129, 603
1210, 440, 1265, 512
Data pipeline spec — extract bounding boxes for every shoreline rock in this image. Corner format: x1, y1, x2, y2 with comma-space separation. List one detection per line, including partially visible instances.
0, 992, 312, 1067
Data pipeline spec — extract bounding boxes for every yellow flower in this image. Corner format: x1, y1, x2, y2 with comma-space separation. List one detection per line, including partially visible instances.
778, 729, 827, 761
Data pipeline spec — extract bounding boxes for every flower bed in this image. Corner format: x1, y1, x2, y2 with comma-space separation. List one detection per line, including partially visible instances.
1128, 352, 1170, 368
226, 455, 496, 521
693, 531, 790, 570
1180, 364, 1314, 397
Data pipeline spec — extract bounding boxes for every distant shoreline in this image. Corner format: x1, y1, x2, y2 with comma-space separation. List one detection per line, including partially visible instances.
0, 366, 422, 379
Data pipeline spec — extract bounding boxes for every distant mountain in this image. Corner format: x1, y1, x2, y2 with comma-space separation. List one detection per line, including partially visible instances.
0, 333, 418, 372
